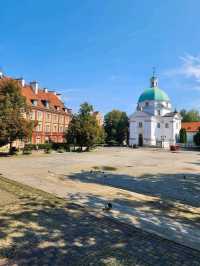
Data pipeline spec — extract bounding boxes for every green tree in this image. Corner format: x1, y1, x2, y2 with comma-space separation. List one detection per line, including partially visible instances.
0, 79, 33, 153
179, 128, 187, 143
180, 109, 200, 122
65, 102, 104, 151
104, 110, 129, 145
193, 128, 200, 146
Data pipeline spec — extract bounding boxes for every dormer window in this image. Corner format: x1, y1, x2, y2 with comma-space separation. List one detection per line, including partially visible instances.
42, 100, 49, 108
31, 100, 38, 106
55, 106, 60, 111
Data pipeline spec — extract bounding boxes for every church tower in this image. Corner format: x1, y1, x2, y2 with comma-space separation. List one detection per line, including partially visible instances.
129, 73, 182, 148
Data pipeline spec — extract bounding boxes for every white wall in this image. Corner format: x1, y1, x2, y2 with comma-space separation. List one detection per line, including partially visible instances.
129, 113, 181, 148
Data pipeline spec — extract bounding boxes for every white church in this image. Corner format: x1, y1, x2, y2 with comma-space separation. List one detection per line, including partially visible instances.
129, 74, 182, 148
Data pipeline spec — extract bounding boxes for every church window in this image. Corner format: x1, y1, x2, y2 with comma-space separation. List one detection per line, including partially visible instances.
139, 122, 143, 128
165, 123, 169, 128
157, 123, 160, 128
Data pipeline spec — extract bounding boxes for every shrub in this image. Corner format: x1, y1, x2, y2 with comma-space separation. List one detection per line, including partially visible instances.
10, 147, 19, 155
43, 143, 52, 154
51, 142, 69, 151
23, 145, 32, 155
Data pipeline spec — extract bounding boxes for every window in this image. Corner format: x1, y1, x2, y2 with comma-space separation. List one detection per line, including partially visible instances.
165, 123, 169, 128
36, 122, 43, 132
53, 114, 58, 123
45, 124, 51, 133
37, 111, 43, 121
59, 115, 64, 124
53, 124, 58, 133
42, 100, 49, 108
36, 137, 41, 144
59, 126, 63, 133
145, 102, 149, 107
46, 112, 51, 122
157, 123, 160, 128
55, 106, 60, 111
157, 110, 161, 116
139, 122, 143, 128
30, 111, 35, 120
31, 100, 38, 106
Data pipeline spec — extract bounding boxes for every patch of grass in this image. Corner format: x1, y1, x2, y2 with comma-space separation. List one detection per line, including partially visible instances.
93, 166, 117, 171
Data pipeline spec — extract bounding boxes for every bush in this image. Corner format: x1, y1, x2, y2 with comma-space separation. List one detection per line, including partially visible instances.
24, 144, 36, 150
194, 130, 200, 146
10, 147, 19, 155
23, 145, 32, 155
51, 142, 69, 151
179, 128, 187, 143
106, 140, 119, 146
42, 143, 52, 154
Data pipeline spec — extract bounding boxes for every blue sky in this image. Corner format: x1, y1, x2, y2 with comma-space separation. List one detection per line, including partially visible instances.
1, 0, 200, 114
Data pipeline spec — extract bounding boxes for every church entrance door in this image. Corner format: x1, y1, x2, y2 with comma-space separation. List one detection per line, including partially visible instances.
138, 134, 143, 147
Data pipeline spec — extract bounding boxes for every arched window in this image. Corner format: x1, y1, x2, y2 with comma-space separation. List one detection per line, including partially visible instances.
139, 122, 143, 128
165, 123, 169, 128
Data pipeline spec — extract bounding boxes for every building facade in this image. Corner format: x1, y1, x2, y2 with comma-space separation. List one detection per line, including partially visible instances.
93, 111, 104, 127
181, 122, 200, 145
0, 74, 72, 145
129, 75, 182, 148
21, 80, 72, 144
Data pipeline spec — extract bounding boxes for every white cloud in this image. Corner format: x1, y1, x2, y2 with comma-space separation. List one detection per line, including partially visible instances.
165, 54, 200, 83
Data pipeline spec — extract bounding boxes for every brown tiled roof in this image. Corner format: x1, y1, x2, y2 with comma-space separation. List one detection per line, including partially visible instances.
21, 85, 66, 112
0, 76, 69, 114
182, 122, 200, 132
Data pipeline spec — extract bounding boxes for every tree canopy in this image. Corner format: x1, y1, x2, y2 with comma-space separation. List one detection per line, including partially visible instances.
193, 128, 200, 146
0, 79, 33, 152
104, 109, 129, 145
65, 102, 104, 151
179, 128, 187, 144
180, 109, 200, 122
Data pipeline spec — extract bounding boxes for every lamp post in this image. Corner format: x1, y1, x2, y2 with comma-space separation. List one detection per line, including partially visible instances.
161, 136, 166, 148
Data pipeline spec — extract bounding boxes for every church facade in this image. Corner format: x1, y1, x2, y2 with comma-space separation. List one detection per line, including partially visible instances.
129, 75, 182, 148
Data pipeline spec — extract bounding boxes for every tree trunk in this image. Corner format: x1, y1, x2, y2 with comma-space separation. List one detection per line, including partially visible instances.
9, 141, 12, 155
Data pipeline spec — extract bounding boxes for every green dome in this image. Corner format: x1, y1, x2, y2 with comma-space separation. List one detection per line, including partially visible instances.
138, 87, 170, 103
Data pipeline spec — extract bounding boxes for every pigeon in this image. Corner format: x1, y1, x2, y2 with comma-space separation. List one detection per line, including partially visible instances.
103, 202, 112, 211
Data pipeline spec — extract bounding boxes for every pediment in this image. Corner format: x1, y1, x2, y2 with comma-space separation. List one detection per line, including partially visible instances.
129, 111, 151, 121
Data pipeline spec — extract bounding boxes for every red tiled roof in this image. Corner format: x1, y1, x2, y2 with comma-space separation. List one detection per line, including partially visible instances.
181, 122, 200, 132
0, 76, 69, 114
21, 85, 65, 112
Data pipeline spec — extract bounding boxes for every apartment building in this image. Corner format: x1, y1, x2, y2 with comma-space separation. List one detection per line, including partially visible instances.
0, 71, 72, 144
20, 79, 72, 144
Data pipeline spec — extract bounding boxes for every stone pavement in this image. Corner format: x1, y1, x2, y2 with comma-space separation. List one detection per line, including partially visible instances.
0, 176, 200, 266
0, 148, 200, 254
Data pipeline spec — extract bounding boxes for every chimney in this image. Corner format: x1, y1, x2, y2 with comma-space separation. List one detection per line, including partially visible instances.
16, 78, 25, 87
44, 88, 48, 93
56, 93, 61, 100
30, 81, 39, 94
0, 70, 3, 79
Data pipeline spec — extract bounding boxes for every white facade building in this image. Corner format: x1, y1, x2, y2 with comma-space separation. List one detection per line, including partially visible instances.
129, 75, 181, 148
